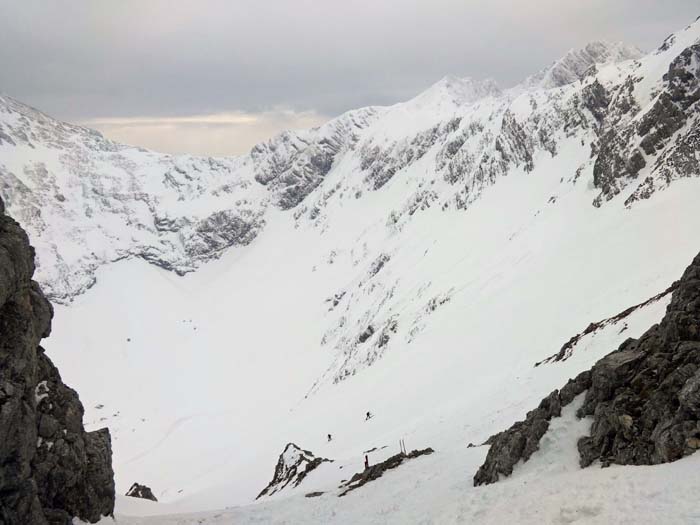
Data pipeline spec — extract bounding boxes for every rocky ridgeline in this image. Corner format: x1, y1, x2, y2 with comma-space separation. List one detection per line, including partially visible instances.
474, 250, 700, 485
257, 443, 332, 499
0, 197, 114, 524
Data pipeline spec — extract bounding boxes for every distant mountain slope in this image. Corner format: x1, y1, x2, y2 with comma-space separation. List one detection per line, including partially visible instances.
1, 20, 698, 305
0, 96, 384, 301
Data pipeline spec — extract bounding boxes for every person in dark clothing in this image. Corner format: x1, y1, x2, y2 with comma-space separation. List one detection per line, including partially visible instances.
364, 455, 369, 470
365, 411, 372, 421
327, 433, 332, 442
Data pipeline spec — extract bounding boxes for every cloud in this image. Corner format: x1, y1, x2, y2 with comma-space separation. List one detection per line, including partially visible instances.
81, 109, 329, 157
1, 0, 698, 155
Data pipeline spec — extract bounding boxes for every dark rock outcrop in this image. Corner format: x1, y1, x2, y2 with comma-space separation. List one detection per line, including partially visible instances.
125, 483, 158, 502
357, 325, 375, 344
475, 251, 700, 486
257, 443, 332, 499
0, 198, 114, 524
184, 209, 265, 261
473, 375, 590, 485
338, 448, 434, 496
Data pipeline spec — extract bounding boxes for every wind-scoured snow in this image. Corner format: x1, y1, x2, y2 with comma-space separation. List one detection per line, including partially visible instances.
2, 15, 700, 525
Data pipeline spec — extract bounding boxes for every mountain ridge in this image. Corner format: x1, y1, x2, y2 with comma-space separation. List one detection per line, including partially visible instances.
2, 29, 693, 303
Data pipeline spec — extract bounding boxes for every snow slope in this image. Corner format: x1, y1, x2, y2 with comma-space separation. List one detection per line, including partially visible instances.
90, 398, 700, 524
1, 15, 700, 525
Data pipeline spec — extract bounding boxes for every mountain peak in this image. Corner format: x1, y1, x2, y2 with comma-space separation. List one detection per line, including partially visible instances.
422, 75, 502, 105
522, 40, 644, 90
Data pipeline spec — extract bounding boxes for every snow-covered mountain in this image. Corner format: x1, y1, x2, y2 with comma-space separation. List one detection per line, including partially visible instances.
1, 21, 693, 306
520, 40, 644, 90
2, 15, 700, 525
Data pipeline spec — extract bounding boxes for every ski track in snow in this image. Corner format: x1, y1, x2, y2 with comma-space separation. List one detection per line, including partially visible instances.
122, 416, 199, 466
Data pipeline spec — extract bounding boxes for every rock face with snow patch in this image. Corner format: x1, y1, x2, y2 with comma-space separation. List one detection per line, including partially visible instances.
252, 107, 382, 208
593, 40, 700, 206
125, 483, 158, 502
257, 443, 331, 499
474, 250, 700, 485
0, 198, 114, 523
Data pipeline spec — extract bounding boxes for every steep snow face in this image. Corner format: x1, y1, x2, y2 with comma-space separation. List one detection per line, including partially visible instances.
4, 16, 700, 520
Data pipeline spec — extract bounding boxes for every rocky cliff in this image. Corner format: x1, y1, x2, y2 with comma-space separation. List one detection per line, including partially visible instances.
474, 249, 700, 485
0, 197, 114, 524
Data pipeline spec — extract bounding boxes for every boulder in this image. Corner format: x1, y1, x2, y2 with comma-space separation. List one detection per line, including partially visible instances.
125, 483, 158, 502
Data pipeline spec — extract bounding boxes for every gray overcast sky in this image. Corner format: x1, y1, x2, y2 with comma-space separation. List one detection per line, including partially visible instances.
0, 1, 697, 155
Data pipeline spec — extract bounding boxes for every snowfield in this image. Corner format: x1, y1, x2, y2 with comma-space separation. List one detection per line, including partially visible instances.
88, 399, 700, 524
57, 172, 699, 521
1, 14, 699, 525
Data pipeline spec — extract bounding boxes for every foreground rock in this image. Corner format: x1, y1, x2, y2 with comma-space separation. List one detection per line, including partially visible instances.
0, 198, 115, 524
475, 251, 700, 485
257, 443, 332, 499
125, 483, 158, 502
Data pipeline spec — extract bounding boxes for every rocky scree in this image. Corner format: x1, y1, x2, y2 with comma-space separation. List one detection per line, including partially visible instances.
0, 197, 115, 524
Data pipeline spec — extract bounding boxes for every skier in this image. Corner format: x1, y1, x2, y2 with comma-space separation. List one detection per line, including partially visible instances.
365, 411, 372, 421
327, 433, 332, 442
364, 455, 369, 470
